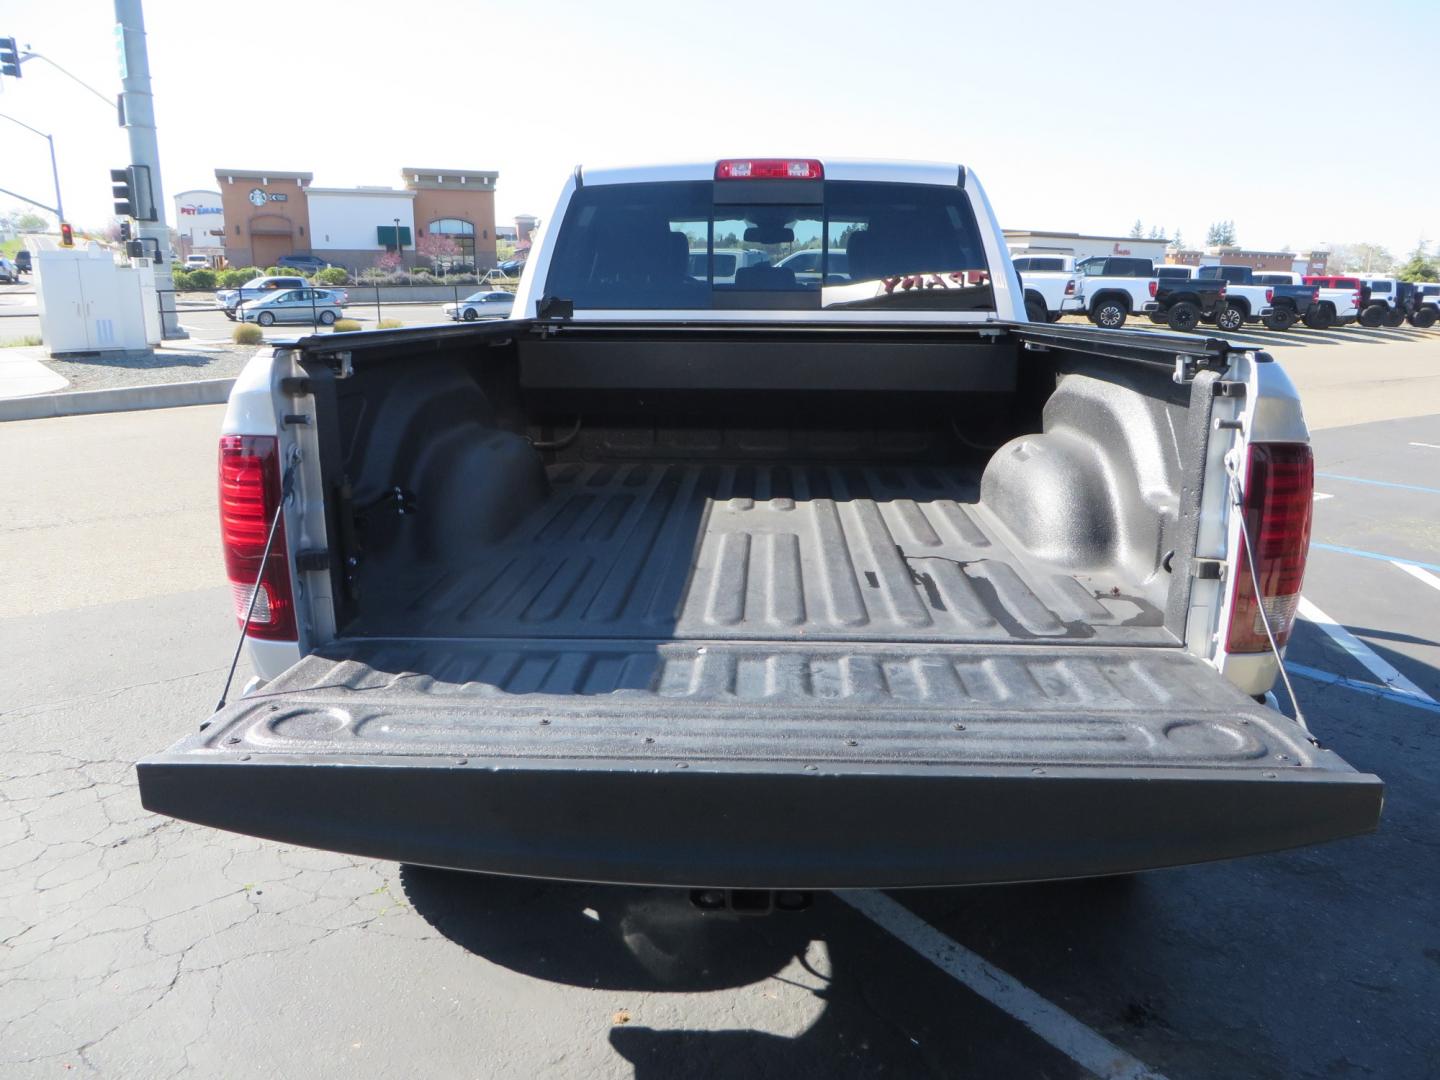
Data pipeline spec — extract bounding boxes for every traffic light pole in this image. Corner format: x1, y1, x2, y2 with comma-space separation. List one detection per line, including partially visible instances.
114, 0, 185, 339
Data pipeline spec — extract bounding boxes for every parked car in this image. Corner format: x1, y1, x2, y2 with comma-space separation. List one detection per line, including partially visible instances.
1354, 278, 1411, 327
690, 247, 772, 285
0, 256, 17, 283
235, 287, 345, 326
215, 276, 310, 318
183, 254, 211, 272
1146, 266, 1229, 331
274, 254, 332, 274
775, 247, 850, 284
138, 156, 1383, 894
497, 258, 526, 277
1255, 272, 1358, 329
14, 249, 32, 274
1073, 255, 1161, 328
1010, 254, 1083, 322
442, 290, 514, 321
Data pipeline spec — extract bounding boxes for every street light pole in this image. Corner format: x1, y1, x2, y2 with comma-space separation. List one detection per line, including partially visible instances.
0, 112, 64, 222
394, 216, 402, 266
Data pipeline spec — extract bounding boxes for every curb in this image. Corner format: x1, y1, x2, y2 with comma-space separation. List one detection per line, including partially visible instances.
0, 378, 235, 422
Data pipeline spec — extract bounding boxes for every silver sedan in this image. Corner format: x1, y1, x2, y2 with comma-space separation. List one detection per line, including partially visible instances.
237, 288, 346, 326
443, 290, 514, 321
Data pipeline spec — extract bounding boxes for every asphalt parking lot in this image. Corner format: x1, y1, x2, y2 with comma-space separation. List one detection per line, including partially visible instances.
2, 333, 1438, 1078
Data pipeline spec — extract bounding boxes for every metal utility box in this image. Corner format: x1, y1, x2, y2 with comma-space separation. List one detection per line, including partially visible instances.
35, 246, 161, 357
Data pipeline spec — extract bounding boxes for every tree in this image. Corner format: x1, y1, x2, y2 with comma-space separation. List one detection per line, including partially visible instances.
1330, 242, 1394, 274
1170, 229, 1185, 250
1128, 219, 1144, 238
13, 211, 47, 233
416, 231, 460, 267
1396, 253, 1439, 282
375, 251, 402, 272
1206, 220, 1237, 247
1147, 225, 1163, 240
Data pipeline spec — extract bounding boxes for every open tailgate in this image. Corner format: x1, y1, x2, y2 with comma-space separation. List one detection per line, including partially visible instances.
138, 639, 1382, 889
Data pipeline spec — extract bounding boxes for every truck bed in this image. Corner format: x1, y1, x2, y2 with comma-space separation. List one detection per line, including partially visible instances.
346, 460, 1171, 646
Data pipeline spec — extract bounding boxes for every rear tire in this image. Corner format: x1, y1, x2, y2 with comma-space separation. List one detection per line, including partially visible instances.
1091, 299, 1128, 329
318, 310, 337, 325
1409, 308, 1438, 329
1215, 305, 1245, 332
1263, 307, 1297, 331
1304, 305, 1335, 330
462, 308, 479, 321
257, 311, 275, 326
1382, 308, 1405, 328
1025, 296, 1048, 323
1359, 305, 1385, 328
1166, 301, 1200, 332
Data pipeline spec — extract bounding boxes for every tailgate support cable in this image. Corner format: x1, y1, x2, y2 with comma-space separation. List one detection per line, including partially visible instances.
1226, 456, 1309, 732
214, 448, 300, 713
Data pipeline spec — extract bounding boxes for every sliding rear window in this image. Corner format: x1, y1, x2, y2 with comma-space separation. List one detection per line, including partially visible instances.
544, 179, 993, 311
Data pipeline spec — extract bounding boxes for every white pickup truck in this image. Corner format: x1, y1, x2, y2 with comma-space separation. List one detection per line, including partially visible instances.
1252, 271, 1359, 329
1072, 256, 1161, 328
1009, 253, 1083, 322
138, 157, 1381, 894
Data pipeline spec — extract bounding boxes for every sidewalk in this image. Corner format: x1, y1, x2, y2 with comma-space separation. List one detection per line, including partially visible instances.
0, 347, 69, 397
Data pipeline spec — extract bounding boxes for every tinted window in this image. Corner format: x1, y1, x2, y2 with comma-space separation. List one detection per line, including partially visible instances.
544, 179, 992, 311
1368, 280, 1392, 294
1014, 256, 1065, 272
1155, 267, 1191, 280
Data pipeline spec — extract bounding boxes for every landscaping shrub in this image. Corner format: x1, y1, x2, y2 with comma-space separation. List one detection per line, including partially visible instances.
218, 267, 264, 289
315, 266, 349, 286
232, 323, 264, 345
184, 268, 217, 290
169, 270, 192, 291
376, 318, 405, 329
333, 319, 361, 332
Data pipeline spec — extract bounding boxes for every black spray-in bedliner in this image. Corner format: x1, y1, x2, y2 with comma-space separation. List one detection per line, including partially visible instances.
347, 462, 1173, 645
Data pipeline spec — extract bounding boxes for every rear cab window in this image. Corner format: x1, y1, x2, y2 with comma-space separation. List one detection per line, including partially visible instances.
543, 178, 993, 312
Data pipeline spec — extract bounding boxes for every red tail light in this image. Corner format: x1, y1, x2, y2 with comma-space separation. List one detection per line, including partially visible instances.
1265, 288, 1274, 303
715, 158, 823, 180
219, 435, 297, 641
1148, 280, 1158, 298
1226, 443, 1314, 654
1311, 289, 1319, 303
1219, 283, 1227, 297
1065, 279, 1076, 295
1353, 291, 1361, 308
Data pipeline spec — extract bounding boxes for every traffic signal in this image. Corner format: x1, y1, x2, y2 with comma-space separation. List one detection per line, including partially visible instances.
59, 223, 74, 248
0, 38, 20, 78
110, 165, 155, 221
111, 168, 135, 218
119, 221, 131, 242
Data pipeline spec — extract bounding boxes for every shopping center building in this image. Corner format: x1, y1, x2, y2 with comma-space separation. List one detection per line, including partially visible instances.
214, 166, 500, 270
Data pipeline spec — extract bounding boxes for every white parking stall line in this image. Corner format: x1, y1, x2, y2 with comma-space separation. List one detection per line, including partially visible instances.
840, 891, 1167, 1080
1297, 598, 1436, 703
1408, 442, 1440, 450
1313, 492, 1333, 501
1392, 560, 1440, 594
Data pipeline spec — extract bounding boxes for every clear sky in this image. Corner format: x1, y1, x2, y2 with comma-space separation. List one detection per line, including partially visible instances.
1, 0, 1432, 257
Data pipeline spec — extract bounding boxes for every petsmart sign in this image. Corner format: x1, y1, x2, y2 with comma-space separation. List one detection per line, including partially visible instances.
173, 190, 225, 245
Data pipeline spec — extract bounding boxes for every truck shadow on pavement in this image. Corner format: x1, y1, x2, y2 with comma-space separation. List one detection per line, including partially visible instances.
397, 865, 1143, 1078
